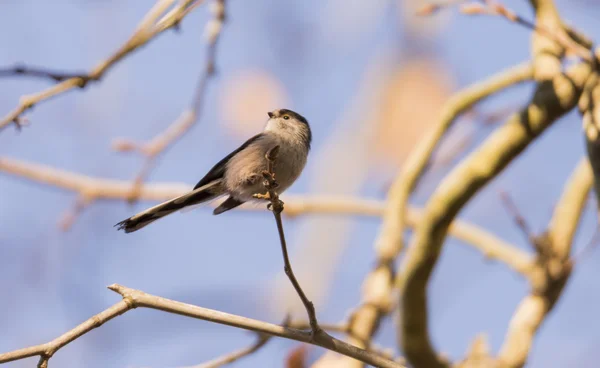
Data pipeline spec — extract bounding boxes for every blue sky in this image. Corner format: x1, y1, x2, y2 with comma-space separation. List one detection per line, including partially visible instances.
1, 1, 599, 367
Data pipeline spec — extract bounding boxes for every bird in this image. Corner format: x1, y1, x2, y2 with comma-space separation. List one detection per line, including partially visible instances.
115, 108, 312, 233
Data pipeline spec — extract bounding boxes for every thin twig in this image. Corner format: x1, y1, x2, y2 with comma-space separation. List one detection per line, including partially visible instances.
0, 64, 88, 82
474, 0, 594, 63
189, 331, 273, 368
0, 284, 404, 368
418, 0, 595, 63
57, 195, 94, 231
415, 0, 467, 16
0, 0, 204, 131
115, 0, 226, 202
0, 298, 131, 367
256, 146, 321, 337
498, 190, 536, 245
572, 224, 600, 264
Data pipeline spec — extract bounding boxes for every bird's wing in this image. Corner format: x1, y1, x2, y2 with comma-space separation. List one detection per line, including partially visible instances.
194, 133, 264, 190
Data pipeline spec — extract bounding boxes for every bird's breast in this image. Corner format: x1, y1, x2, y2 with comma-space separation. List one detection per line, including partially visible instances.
224, 134, 308, 201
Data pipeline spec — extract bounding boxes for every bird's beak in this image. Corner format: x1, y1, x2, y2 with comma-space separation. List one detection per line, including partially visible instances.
267, 111, 275, 118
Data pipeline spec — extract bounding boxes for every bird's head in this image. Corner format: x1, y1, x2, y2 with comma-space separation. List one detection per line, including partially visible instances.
265, 109, 312, 149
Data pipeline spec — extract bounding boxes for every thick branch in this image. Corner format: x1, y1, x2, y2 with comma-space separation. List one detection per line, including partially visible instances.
528, 0, 568, 80
0, 0, 202, 131
0, 284, 404, 368
323, 61, 533, 368
396, 62, 591, 368
375, 61, 533, 263
547, 159, 593, 259
582, 71, 600, 210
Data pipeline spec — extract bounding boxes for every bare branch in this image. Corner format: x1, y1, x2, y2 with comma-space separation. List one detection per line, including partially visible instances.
375, 61, 532, 265
0, 156, 534, 275
461, 1, 593, 63
396, 62, 591, 368
0, 0, 204, 131
115, 0, 226, 203
0, 284, 404, 368
0, 299, 131, 367
327, 61, 533, 368
582, 71, 600, 211
419, 1, 594, 67
309, 66, 532, 368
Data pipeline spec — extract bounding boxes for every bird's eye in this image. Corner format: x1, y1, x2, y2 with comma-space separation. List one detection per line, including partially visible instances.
283, 115, 290, 120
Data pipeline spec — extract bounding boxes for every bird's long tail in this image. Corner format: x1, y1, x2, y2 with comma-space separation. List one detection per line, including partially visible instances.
115, 181, 221, 233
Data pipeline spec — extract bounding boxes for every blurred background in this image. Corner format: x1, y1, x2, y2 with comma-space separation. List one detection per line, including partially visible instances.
1, 0, 600, 367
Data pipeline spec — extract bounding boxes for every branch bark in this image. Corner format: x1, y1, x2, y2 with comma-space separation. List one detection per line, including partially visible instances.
581, 66, 600, 210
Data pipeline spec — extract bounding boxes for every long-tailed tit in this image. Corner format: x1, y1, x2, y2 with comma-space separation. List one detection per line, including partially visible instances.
115, 109, 311, 233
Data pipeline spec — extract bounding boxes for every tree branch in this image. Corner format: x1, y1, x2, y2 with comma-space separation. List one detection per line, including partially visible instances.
0, 298, 130, 368
318, 61, 533, 368
458, 1, 594, 64
0, 0, 203, 131
114, 0, 226, 203
0, 284, 404, 368
375, 61, 532, 264
581, 69, 600, 210
0, 156, 534, 276
396, 62, 591, 368
189, 320, 375, 368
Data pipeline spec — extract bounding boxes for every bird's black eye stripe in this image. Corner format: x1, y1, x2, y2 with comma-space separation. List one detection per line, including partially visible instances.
283, 115, 290, 120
